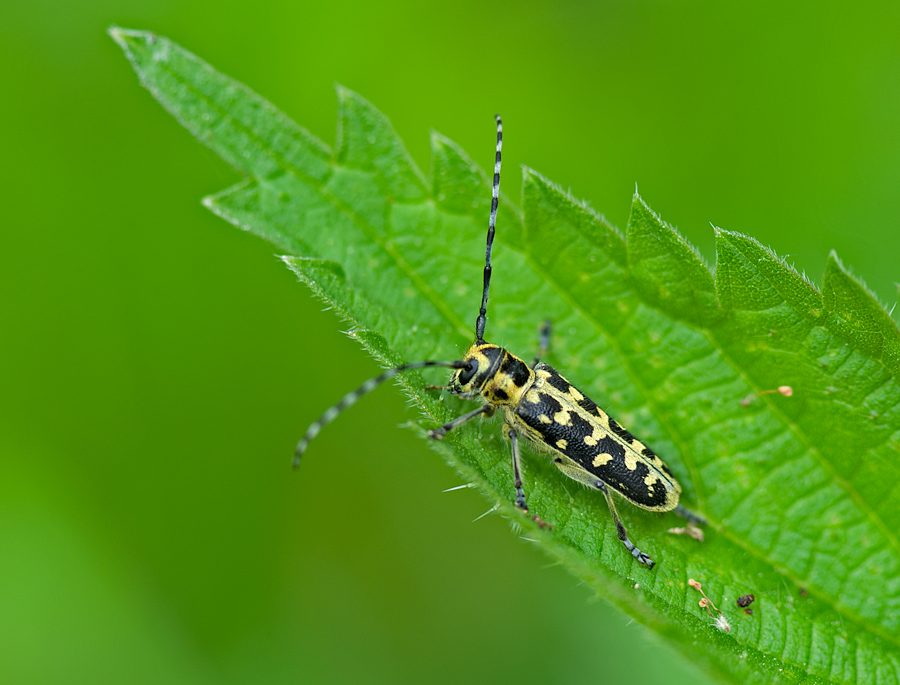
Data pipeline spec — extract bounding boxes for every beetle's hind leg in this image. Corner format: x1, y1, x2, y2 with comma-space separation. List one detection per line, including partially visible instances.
596, 481, 654, 568
551, 456, 654, 568
673, 504, 707, 527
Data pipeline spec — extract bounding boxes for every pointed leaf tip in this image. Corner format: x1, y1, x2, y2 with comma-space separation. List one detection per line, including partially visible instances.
430, 130, 524, 249
335, 86, 427, 202
109, 27, 173, 67
430, 131, 487, 215
626, 194, 720, 326
522, 167, 626, 269
111, 28, 331, 182
715, 228, 822, 318
281, 256, 347, 283
823, 251, 900, 372
107, 26, 145, 49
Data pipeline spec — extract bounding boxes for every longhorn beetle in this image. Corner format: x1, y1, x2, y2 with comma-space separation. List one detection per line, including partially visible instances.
294, 115, 701, 568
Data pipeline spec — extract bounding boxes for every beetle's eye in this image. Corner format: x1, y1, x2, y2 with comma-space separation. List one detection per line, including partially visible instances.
457, 360, 478, 385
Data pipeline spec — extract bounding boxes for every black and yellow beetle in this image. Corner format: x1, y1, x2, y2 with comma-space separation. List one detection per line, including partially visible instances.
294, 115, 701, 568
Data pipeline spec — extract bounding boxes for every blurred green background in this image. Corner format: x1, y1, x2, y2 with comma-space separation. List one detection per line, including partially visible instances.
3, 1, 899, 683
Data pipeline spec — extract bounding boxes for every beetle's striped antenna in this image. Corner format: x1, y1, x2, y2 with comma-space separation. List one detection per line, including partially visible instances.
475, 114, 503, 344
293, 359, 471, 467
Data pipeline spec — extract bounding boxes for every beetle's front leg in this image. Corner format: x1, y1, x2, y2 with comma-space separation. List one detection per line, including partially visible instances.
429, 404, 494, 439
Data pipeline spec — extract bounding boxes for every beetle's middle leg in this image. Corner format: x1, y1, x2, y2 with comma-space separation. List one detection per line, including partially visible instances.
503, 423, 551, 529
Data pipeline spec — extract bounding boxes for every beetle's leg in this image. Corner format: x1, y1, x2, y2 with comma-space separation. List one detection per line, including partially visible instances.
553, 457, 655, 568
503, 424, 551, 529
596, 481, 654, 568
673, 504, 707, 527
533, 319, 552, 367
507, 427, 529, 512
429, 404, 494, 439
549, 456, 654, 567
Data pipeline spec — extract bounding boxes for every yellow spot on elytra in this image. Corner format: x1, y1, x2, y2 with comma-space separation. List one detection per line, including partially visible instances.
568, 386, 584, 401
538, 414, 551, 424
526, 390, 541, 404
554, 410, 571, 426
556, 439, 568, 450
624, 452, 639, 471
644, 473, 661, 487
593, 453, 613, 467
584, 434, 597, 446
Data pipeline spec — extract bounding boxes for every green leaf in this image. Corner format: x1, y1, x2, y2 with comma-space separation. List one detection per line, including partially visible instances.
112, 27, 900, 685
627, 193, 722, 327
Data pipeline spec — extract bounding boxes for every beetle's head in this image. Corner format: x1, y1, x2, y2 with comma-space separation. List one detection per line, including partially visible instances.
447, 343, 505, 398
